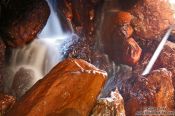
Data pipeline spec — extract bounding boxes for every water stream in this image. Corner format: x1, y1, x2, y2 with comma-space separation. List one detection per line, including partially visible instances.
4, 0, 74, 98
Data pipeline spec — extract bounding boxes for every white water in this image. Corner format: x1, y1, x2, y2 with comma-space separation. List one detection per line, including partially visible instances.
4, 0, 74, 97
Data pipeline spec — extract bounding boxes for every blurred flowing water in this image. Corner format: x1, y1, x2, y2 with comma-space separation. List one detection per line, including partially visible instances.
4, 0, 74, 98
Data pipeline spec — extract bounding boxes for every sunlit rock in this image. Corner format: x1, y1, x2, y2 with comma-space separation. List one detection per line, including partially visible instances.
0, 93, 15, 115
91, 88, 125, 116
130, 0, 175, 40
1, 0, 50, 47
11, 67, 35, 99
115, 11, 133, 26
7, 58, 107, 116
120, 68, 174, 116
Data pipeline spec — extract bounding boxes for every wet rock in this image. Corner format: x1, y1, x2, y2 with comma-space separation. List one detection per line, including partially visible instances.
91, 88, 125, 116
133, 52, 152, 75
101, 64, 132, 98
91, 51, 116, 75
0, 38, 5, 92
7, 58, 107, 116
122, 37, 142, 65
155, 41, 175, 88
58, 0, 99, 37
1, 0, 50, 47
130, 0, 175, 40
99, 10, 142, 65
120, 68, 174, 116
67, 36, 93, 62
59, 0, 103, 63
0, 93, 15, 115
11, 67, 35, 99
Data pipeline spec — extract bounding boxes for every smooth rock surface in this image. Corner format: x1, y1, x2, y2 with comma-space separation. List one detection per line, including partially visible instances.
7, 58, 107, 116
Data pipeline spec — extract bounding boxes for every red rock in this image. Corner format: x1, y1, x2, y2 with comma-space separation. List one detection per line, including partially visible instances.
1, 0, 50, 47
7, 58, 107, 116
0, 93, 15, 115
155, 41, 175, 89
121, 68, 174, 116
122, 37, 142, 65
99, 10, 139, 65
91, 88, 125, 116
130, 0, 175, 40
115, 11, 133, 25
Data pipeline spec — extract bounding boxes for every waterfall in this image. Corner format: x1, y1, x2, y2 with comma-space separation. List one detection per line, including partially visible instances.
4, 0, 74, 98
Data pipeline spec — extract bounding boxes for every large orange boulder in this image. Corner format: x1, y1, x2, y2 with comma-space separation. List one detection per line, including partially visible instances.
7, 58, 107, 116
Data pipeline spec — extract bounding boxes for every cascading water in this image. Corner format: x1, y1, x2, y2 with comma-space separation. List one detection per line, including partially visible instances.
4, 0, 74, 98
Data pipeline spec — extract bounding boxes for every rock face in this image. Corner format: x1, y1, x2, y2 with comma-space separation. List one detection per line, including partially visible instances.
7, 58, 107, 116
155, 41, 175, 88
120, 68, 174, 116
100, 9, 142, 65
58, 0, 103, 63
11, 67, 35, 99
0, 93, 15, 115
0, 0, 50, 47
122, 37, 142, 65
91, 88, 125, 116
130, 0, 175, 40
0, 39, 5, 92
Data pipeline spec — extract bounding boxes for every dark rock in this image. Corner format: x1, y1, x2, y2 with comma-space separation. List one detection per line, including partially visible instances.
11, 67, 35, 99
1, 0, 50, 47
7, 58, 107, 116
0, 93, 15, 115
118, 0, 139, 10
0, 38, 6, 92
